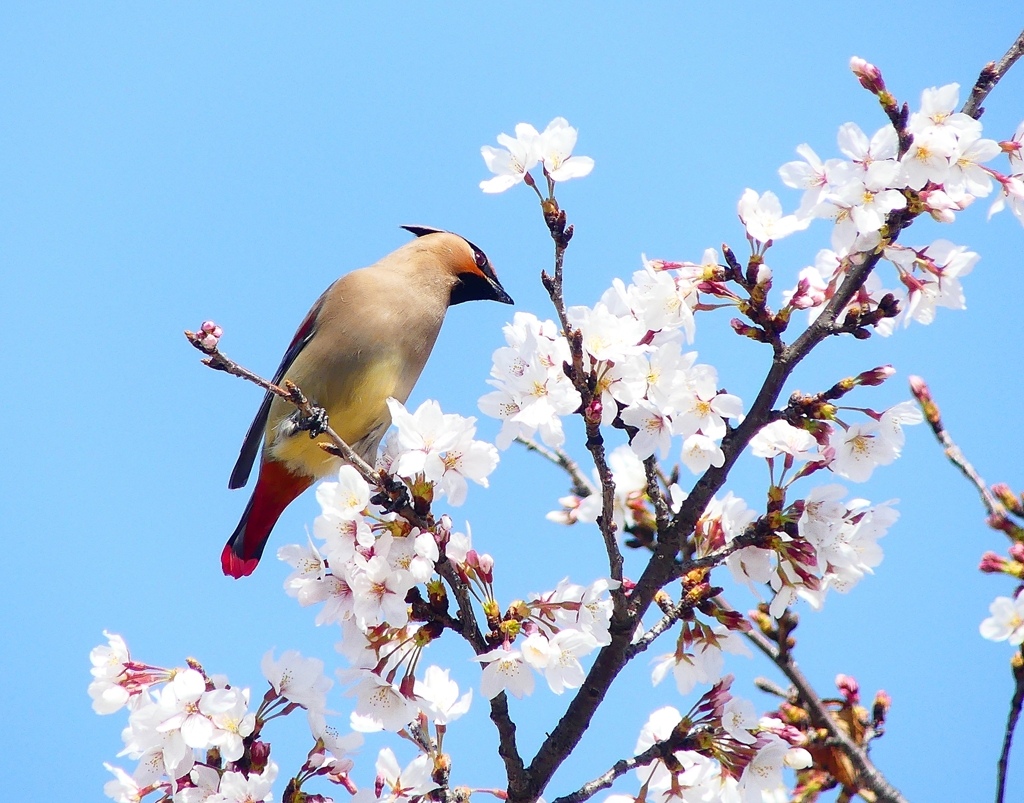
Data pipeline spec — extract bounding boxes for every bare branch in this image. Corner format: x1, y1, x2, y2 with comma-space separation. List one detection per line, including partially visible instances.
745, 626, 908, 803
539, 204, 624, 593
997, 648, 1024, 803
184, 330, 381, 487
909, 376, 1004, 518
549, 736, 683, 803
516, 436, 598, 497
962, 27, 1024, 119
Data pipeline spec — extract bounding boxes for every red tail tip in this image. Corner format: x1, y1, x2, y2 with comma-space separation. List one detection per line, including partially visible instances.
221, 543, 259, 578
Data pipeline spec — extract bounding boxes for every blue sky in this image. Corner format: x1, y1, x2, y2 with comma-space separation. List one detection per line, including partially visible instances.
2, 3, 1024, 801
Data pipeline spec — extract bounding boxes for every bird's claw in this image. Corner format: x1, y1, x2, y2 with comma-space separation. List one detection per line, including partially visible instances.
296, 404, 330, 439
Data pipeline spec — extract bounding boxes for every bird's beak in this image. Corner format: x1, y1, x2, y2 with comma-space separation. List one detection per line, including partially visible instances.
488, 276, 514, 305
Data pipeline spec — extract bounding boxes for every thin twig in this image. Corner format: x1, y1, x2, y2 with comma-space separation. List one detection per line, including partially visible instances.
997, 648, 1024, 803
962, 27, 1024, 119
549, 733, 695, 803
745, 627, 907, 803
539, 206, 625, 593
910, 376, 1004, 518
188, 329, 530, 798
516, 436, 597, 497
184, 330, 381, 487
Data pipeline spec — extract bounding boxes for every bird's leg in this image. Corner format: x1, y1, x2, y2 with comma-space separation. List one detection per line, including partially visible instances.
294, 403, 330, 439
370, 473, 414, 515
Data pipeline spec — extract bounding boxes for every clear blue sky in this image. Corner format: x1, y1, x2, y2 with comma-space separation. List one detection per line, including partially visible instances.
2, 3, 1023, 801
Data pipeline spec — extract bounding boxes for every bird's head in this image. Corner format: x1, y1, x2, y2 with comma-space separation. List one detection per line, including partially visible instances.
401, 225, 514, 306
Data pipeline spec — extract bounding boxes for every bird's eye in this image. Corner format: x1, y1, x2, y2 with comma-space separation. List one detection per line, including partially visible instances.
474, 250, 488, 269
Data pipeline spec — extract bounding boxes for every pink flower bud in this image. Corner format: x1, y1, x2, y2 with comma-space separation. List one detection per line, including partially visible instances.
980, 551, 1009, 573
1000, 139, 1023, 157
857, 365, 895, 386
1010, 543, 1024, 563
836, 673, 860, 703
476, 552, 495, 583
849, 56, 885, 93
908, 375, 932, 403
873, 689, 892, 724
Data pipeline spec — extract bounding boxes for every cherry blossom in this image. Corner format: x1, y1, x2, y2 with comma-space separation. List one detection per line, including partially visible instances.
536, 117, 595, 182
414, 665, 473, 725
351, 672, 418, 732
980, 589, 1024, 645
474, 647, 535, 700
375, 748, 438, 803
737, 188, 808, 243
479, 123, 540, 193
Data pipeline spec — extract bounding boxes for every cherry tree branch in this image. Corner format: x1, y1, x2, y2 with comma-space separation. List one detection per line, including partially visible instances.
549, 729, 712, 803
744, 626, 908, 803
523, 235, 904, 802
540, 202, 625, 593
184, 329, 531, 797
909, 375, 1004, 518
998, 648, 1024, 803
909, 377, 1024, 803
185, 329, 383, 489
516, 435, 598, 497
962, 27, 1024, 119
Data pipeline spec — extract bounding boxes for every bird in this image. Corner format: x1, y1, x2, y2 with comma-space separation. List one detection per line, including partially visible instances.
222, 226, 513, 578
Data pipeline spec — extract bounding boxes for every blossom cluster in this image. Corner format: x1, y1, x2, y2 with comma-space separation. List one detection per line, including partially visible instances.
278, 395, 618, 732
610, 681, 812, 803
479, 116, 594, 193
473, 577, 616, 700
90, 633, 355, 803
768, 76, 1024, 333
480, 260, 739, 477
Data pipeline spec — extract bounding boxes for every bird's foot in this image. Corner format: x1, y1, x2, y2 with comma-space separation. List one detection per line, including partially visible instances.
371, 474, 413, 515
295, 404, 330, 439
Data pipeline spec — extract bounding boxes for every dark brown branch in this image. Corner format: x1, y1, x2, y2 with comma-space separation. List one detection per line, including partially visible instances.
744, 627, 907, 803
187, 329, 529, 797
523, 239, 904, 801
962, 28, 1024, 119
997, 648, 1024, 803
549, 734, 688, 803
539, 205, 625, 593
516, 436, 597, 498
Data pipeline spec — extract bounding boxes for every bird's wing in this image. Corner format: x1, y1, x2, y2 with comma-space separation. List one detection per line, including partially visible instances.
228, 286, 331, 489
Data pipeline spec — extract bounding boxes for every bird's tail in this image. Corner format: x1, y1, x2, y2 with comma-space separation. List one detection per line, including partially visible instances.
222, 460, 313, 578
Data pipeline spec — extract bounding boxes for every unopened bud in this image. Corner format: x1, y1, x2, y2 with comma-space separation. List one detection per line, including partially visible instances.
980, 551, 1009, 574
476, 553, 494, 583
1010, 543, 1024, 563
873, 690, 892, 725
849, 56, 886, 94
835, 673, 860, 703
857, 365, 895, 387
249, 740, 271, 772
199, 320, 223, 350
908, 375, 940, 426
992, 484, 1024, 517
730, 318, 768, 342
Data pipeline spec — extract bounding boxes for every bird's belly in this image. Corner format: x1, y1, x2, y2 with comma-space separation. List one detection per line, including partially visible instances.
266, 353, 409, 479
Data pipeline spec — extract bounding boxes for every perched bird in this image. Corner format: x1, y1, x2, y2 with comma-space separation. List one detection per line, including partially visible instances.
222, 226, 512, 578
